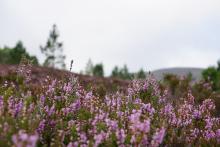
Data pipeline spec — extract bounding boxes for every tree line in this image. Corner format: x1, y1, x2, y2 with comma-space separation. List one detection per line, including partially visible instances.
82, 58, 146, 79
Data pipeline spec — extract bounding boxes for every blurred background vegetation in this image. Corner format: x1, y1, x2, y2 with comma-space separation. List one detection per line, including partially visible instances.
0, 24, 220, 115
0, 41, 38, 65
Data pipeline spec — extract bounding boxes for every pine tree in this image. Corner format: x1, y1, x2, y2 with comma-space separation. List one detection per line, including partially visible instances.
40, 24, 66, 69
85, 59, 94, 76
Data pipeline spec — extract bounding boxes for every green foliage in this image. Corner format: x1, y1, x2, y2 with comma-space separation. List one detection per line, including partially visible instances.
70, 126, 78, 140
135, 68, 146, 79
217, 60, 220, 71
84, 59, 146, 79
163, 73, 192, 99
111, 65, 146, 80
84, 59, 104, 77
92, 63, 104, 77
163, 74, 181, 96
40, 24, 66, 69
111, 66, 120, 77
119, 65, 131, 79
111, 65, 132, 80
96, 122, 107, 132
160, 72, 220, 115
0, 41, 38, 65
202, 66, 220, 91
77, 108, 93, 121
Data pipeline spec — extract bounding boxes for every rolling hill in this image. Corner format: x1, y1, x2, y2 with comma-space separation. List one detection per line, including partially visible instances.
152, 67, 204, 81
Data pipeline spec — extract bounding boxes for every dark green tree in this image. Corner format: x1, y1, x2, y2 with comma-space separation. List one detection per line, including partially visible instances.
202, 66, 220, 90
40, 24, 66, 69
9, 41, 26, 64
217, 60, 220, 71
120, 65, 130, 79
111, 65, 132, 80
136, 68, 146, 79
111, 66, 120, 78
0, 47, 10, 63
93, 63, 104, 77
0, 41, 38, 65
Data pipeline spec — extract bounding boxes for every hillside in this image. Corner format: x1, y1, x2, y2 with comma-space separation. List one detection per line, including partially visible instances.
152, 67, 204, 81
0, 64, 129, 92
0, 65, 206, 91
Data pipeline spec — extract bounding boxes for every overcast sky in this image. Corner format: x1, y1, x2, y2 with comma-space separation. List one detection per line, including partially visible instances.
0, 0, 220, 75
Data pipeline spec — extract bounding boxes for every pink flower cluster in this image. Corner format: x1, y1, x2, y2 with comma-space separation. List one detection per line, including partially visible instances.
0, 73, 219, 146
12, 130, 38, 147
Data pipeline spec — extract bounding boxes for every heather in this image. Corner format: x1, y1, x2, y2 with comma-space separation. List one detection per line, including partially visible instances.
0, 62, 219, 147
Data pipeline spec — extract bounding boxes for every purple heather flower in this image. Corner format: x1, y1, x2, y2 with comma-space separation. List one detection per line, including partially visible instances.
141, 120, 151, 133
130, 119, 151, 134
159, 89, 168, 104
63, 82, 73, 94
37, 119, 46, 134
62, 107, 71, 116
67, 142, 79, 147
203, 130, 215, 140
216, 129, 220, 143
3, 122, 9, 133
205, 118, 214, 130
189, 128, 200, 142
201, 99, 216, 111
40, 95, 45, 105
187, 92, 195, 104
94, 131, 106, 147
129, 110, 141, 123
49, 120, 56, 128
130, 135, 136, 144
192, 109, 202, 119
116, 129, 126, 144
163, 104, 173, 115
116, 111, 123, 117
28, 134, 39, 147
0, 96, 3, 114
105, 119, 118, 131
79, 132, 87, 144
28, 103, 35, 113
46, 80, 56, 95
14, 100, 23, 117
134, 98, 142, 104
17, 60, 32, 83
141, 135, 149, 146
142, 103, 155, 116
151, 127, 166, 147
45, 105, 55, 116
104, 96, 111, 106
85, 91, 93, 100
12, 130, 38, 147
203, 82, 212, 90
0, 96, 3, 104
69, 99, 81, 111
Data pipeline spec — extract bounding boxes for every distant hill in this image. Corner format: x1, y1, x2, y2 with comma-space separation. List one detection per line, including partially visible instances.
152, 67, 204, 81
